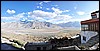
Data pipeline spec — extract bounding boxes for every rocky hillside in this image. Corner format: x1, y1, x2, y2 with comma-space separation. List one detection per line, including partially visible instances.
57, 21, 81, 28
1, 20, 62, 29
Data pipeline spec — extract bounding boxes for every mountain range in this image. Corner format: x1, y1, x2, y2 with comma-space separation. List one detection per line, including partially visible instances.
1, 20, 81, 29
57, 21, 81, 28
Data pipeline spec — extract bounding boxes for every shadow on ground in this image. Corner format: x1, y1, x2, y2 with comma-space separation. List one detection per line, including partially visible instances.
1, 43, 23, 50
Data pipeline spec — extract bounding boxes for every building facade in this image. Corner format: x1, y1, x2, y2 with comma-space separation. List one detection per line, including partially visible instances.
80, 10, 99, 43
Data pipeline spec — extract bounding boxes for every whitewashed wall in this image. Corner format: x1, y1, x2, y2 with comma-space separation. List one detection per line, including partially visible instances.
96, 13, 99, 18
80, 31, 98, 43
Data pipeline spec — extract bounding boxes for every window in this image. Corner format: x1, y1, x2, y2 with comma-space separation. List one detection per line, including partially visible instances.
81, 25, 85, 31
85, 25, 88, 30
91, 13, 97, 19
94, 23, 96, 31
92, 16, 97, 19
81, 25, 88, 31
92, 23, 94, 31
83, 36, 86, 41
96, 23, 98, 31
43, 47, 46, 50
37, 47, 41, 50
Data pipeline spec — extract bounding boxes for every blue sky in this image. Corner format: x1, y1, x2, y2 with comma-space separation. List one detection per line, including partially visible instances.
1, 1, 99, 24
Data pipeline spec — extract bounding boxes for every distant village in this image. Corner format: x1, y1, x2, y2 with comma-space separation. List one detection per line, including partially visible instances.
1, 10, 99, 50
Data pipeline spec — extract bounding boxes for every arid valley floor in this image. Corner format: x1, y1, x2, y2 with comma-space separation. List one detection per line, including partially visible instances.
1, 28, 80, 45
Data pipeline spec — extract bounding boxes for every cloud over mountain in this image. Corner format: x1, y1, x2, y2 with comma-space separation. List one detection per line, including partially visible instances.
6, 9, 15, 14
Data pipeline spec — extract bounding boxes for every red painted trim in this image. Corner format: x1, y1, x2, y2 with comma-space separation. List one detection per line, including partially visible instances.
81, 18, 99, 24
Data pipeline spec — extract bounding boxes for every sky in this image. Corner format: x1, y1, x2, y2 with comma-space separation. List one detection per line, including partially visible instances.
1, 1, 99, 24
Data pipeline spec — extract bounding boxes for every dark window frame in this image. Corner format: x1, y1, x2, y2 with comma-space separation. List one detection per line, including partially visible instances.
83, 36, 86, 41
37, 47, 41, 50
43, 47, 46, 50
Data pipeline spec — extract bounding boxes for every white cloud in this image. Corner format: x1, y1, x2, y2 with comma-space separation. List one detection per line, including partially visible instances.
39, 2, 43, 6
39, 1, 51, 6
74, 7, 77, 9
46, 14, 72, 24
1, 12, 28, 22
32, 10, 57, 18
14, 13, 26, 21
37, 6, 39, 8
71, 14, 74, 16
46, 8, 50, 10
52, 5, 58, 7
28, 12, 33, 15
13, 12, 25, 18
27, 9, 72, 24
52, 7, 63, 14
63, 10, 70, 12
6, 9, 15, 14
54, 5, 58, 7
36, 6, 42, 9
21, 17, 28, 21
39, 2, 43, 5
40, 6, 42, 9
77, 11, 85, 15
36, 17, 46, 21
27, 19, 34, 22
1, 17, 16, 21
3, 9, 72, 24
52, 7, 70, 14
43, 1, 51, 3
